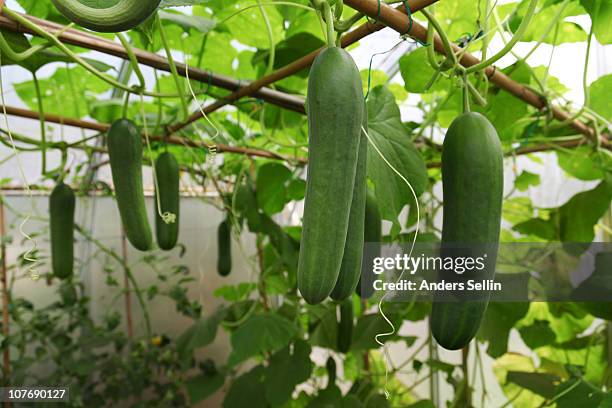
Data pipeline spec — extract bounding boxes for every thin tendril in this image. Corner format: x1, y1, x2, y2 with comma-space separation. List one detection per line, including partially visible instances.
363, 125, 420, 399
0, 50, 40, 281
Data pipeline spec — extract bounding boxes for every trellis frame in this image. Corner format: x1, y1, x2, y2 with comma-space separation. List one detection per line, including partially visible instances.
0, 0, 609, 170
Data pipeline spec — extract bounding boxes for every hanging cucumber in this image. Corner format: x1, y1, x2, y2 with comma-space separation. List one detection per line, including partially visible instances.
297, 46, 365, 305
430, 112, 503, 350
107, 119, 152, 251
49, 182, 75, 280
154, 152, 180, 251
217, 218, 232, 277
51, 0, 161, 33
331, 107, 367, 301
356, 189, 382, 299
337, 298, 354, 353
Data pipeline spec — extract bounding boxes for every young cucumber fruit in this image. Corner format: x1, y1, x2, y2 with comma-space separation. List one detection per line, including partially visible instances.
107, 119, 153, 251
356, 189, 382, 299
154, 152, 180, 251
49, 182, 76, 280
337, 298, 354, 353
430, 112, 503, 350
51, 0, 161, 33
217, 218, 232, 277
298, 46, 365, 305
331, 107, 367, 301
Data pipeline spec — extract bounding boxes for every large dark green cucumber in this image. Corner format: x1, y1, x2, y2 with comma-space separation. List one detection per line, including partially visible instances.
217, 218, 232, 277
107, 119, 152, 251
356, 189, 382, 299
298, 46, 364, 305
337, 298, 354, 353
331, 107, 367, 301
49, 182, 75, 280
154, 152, 180, 251
430, 112, 503, 350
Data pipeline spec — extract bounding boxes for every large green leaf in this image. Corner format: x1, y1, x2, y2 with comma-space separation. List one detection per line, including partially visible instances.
186, 372, 226, 404
224, 365, 268, 408
366, 86, 428, 228
264, 340, 313, 406
558, 179, 612, 242
581, 0, 612, 44
229, 312, 298, 365
589, 74, 612, 121
176, 307, 226, 360
256, 162, 293, 215
478, 302, 530, 357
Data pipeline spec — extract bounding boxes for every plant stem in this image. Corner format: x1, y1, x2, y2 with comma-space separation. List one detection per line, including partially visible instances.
32, 72, 46, 175
156, 16, 189, 120
467, 0, 539, 74
323, 2, 336, 48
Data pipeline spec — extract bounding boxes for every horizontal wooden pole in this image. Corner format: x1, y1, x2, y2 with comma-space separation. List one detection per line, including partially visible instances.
1, 105, 306, 164
0, 11, 305, 114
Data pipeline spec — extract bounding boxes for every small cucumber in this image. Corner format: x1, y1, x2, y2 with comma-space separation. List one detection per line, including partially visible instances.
217, 218, 232, 277
356, 189, 382, 299
430, 112, 503, 350
154, 152, 180, 251
49, 182, 75, 280
107, 119, 152, 251
337, 298, 354, 353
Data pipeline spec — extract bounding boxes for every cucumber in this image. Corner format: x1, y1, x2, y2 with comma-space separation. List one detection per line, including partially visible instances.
217, 218, 232, 277
325, 357, 337, 389
337, 298, 354, 353
49, 182, 75, 280
107, 119, 152, 251
154, 152, 180, 251
331, 107, 367, 301
51, 0, 161, 33
574, 252, 612, 320
356, 189, 382, 299
430, 112, 503, 350
298, 46, 365, 305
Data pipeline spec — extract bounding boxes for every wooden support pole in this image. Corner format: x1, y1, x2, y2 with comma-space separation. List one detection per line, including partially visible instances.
342, 0, 608, 145
0, 199, 10, 389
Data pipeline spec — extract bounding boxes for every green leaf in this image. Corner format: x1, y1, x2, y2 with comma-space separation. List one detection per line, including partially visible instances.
407, 401, 435, 408
478, 302, 530, 357
506, 371, 560, 399
399, 47, 441, 94
176, 307, 226, 360
519, 320, 557, 349
581, 0, 612, 44
264, 340, 313, 406
557, 146, 612, 181
600, 394, 612, 408
218, 1, 284, 49
256, 162, 293, 215
159, 10, 215, 33
589, 74, 612, 121
366, 86, 428, 227
554, 379, 604, 408
213, 283, 257, 301
559, 179, 612, 242
229, 313, 298, 365
224, 365, 268, 408
186, 372, 226, 404
515, 170, 541, 191
351, 314, 396, 351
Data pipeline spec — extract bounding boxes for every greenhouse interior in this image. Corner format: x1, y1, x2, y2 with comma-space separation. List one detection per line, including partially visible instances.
0, 0, 611, 406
